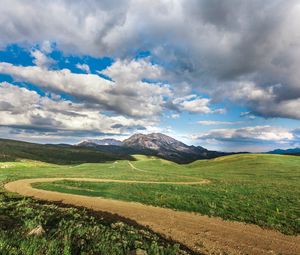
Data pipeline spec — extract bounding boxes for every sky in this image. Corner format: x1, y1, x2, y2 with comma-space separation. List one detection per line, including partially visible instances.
0, 0, 300, 152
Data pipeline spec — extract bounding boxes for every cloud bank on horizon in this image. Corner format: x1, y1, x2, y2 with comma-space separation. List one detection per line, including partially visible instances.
0, 0, 300, 152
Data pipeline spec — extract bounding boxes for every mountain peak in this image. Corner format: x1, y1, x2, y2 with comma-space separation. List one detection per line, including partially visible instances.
123, 133, 180, 150
127, 133, 179, 141
77, 133, 225, 163
123, 133, 208, 162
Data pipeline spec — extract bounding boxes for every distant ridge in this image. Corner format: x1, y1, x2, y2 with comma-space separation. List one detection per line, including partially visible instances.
78, 139, 123, 147
268, 148, 300, 155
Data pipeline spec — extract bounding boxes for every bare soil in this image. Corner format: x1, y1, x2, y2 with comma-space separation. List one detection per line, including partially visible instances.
5, 178, 300, 255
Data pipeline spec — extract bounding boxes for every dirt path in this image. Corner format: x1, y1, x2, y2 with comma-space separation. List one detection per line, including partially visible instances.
5, 178, 300, 255
127, 161, 206, 181
128, 161, 149, 173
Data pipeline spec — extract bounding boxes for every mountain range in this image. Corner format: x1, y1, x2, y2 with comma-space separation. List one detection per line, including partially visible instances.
77, 133, 229, 163
78, 139, 123, 147
268, 148, 300, 155
2, 133, 299, 164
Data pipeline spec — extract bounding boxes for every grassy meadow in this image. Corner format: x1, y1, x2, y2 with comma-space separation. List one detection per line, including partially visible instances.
0, 193, 185, 255
1, 154, 300, 237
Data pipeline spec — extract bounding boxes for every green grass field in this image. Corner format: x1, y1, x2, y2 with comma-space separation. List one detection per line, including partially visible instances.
0, 193, 185, 255
1, 154, 300, 236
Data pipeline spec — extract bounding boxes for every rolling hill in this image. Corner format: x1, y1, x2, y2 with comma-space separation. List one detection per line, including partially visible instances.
0, 138, 133, 164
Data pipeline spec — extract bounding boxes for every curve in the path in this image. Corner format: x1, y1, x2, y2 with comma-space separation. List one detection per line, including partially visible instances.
128, 161, 148, 172
5, 178, 300, 255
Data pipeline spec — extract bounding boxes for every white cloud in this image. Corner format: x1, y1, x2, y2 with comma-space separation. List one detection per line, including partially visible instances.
0, 0, 130, 55
102, 58, 164, 83
175, 95, 212, 114
31, 49, 55, 68
40, 40, 53, 54
0, 0, 300, 122
218, 81, 300, 119
173, 94, 224, 114
0, 82, 153, 134
198, 126, 294, 142
0, 59, 171, 118
76, 63, 91, 73
0, 0, 299, 120
30, 40, 55, 68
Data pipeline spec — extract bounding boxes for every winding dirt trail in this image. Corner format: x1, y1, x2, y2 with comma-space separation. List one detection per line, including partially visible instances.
5, 178, 300, 255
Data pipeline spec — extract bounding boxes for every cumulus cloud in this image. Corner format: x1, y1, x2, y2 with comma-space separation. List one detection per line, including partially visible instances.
102, 58, 164, 83
1, 0, 299, 119
172, 95, 224, 114
173, 95, 212, 114
0, 0, 130, 55
0, 57, 222, 119
196, 125, 300, 152
31, 49, 55, 68
217, 81, 300, 119
0, 82, 153, 135
76, 63, 91, 73
0, 59, 171, 118
30, 41, 55, 68
1, 0, 300, 147
198, 126, 294, 142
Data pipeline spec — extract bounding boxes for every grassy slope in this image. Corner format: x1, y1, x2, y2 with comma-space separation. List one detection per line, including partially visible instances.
25, 154, 300, 235
0, 138, 133, 164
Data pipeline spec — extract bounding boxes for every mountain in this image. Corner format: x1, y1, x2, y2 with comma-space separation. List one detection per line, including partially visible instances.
122, 133, 227, 163
76, 133, 230, 163
123, 133, 203, 151
78, 139, 122, 147
0, 138, 133, 164
123, 133, 205, 153
268, 148, 300, 155
0, 134, 232, 165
